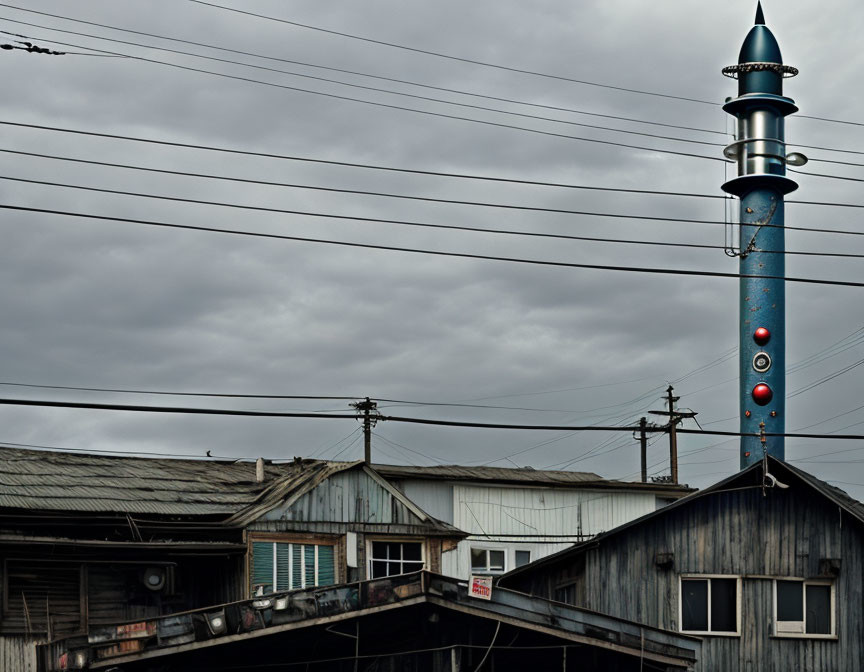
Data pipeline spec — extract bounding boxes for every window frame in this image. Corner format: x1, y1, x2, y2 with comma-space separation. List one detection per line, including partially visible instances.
772, 578, 836, 639
469, 546, 508, 574
366, 538, 426, 579
247, 534, 339, 596
678, 574, 742, 637
514, 549, 532, 569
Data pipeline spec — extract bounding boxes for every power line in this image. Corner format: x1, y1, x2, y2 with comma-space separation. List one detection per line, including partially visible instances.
5, 119, 863, 213
10, 173, 864, 257
0, 32, 731, 166
0, 4, 729, 137
6, 203, 864, 287
788, 357, 864, 399
185, 1, 864, 129
7, 148, 864, 247
0, 380, 358, 400
5, 396, 864, 440
790, 167, 864, 184
0, 21, 725, 150
185, 0, 718, 106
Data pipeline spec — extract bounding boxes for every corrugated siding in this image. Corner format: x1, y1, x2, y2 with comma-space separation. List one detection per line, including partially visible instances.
261, 470, 426, 526
0, 636, 41, 672
452, 484, 656, 539
395, 480, 454, 524
531, 485, 864, 671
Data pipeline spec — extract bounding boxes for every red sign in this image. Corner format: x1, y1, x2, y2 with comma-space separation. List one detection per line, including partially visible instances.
469, 575, 493, 600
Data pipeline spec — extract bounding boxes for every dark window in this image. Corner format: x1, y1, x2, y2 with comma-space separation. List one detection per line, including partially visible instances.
777, 580, 804, 621
711, 578, 738, 633
369, 541, 424, 578
775, 580, 834, 636
554, 583, 576, 605
470, 548, 506, 573
514, 550, 531, 568
805, 585, 831, 635
681, 577, 738, 634
681, 579, 709, 632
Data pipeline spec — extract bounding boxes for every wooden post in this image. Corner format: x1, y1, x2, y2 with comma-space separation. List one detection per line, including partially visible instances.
639, 417, 648, 483
666, 386, 679, 485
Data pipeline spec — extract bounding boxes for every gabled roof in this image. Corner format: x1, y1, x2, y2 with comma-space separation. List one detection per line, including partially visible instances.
374, 463, 694, 495
499, 456, 864, 582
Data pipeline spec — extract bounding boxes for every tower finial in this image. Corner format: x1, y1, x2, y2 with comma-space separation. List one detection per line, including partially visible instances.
755, 1, 765, 25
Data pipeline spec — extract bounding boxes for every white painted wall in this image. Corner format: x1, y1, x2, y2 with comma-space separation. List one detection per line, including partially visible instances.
441, 484, 660, 580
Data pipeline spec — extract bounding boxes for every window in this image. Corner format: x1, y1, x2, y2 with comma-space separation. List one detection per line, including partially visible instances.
514, 550, 532, 568
774, 579, 834, 637
680, 576, 740, 635
369, 541, 424, 578
470, 548, 506, 574
250, 541, 336, 595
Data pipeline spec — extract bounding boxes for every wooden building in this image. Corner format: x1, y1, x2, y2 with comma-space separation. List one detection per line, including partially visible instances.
0, 449, 461, 672
500, 457, 864, 671
377, 464, 692, 580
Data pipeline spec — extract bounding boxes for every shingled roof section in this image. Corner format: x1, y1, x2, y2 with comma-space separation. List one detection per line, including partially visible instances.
0, 446, 356, 517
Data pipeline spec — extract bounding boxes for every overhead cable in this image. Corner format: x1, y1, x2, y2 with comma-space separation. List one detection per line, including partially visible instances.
3, 2, 861, 129
4, 203, 864, 288
0, 33, 730, 164
0, 7, 725, 136
5, 119, 863, 211
185, 0, 717, 106
0, 20, 723, 148
2, 396, 864, 440
7, 172, 863, 254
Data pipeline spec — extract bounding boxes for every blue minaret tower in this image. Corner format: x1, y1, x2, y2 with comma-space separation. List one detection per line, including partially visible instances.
722, 2, 803, 469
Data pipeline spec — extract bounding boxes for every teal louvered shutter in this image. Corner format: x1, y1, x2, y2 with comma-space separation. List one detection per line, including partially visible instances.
276, 543, 292, 591
317, 545, 335, 586
251, 542, 274, 594
304, 545, 315, 587
292, 543, 303, 589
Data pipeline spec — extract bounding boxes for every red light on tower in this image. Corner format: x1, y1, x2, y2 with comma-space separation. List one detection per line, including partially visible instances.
752, 383, 773, 406
754, 327, 771, 346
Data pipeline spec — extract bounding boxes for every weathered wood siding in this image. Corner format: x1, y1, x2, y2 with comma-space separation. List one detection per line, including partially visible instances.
516, 485, 864, 671
259, 469, 427, 527
0, 635, 41, 672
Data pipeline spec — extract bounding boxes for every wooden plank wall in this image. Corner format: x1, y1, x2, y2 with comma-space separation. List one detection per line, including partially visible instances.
522, 486, 864, 670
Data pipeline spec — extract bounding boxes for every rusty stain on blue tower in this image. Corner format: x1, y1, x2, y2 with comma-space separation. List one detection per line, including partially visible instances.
721, 2, 804, 469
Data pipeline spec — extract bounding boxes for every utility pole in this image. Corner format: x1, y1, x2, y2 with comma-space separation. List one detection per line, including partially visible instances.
649, 386, 696, 485
721, 2, 803, 468
351, 397, 378, 464
639, 417, 648, 483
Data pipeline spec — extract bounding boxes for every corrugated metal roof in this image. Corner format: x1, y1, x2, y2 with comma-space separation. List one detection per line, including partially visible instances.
0, 447, 355, 517
374, 464, 692, 493
373, 464, 603, 484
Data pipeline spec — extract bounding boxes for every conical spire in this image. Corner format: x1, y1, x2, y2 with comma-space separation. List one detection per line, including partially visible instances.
755, 1, 765, 25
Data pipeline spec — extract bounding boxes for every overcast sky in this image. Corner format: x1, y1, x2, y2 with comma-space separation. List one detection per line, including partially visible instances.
0, 0, 862, 498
